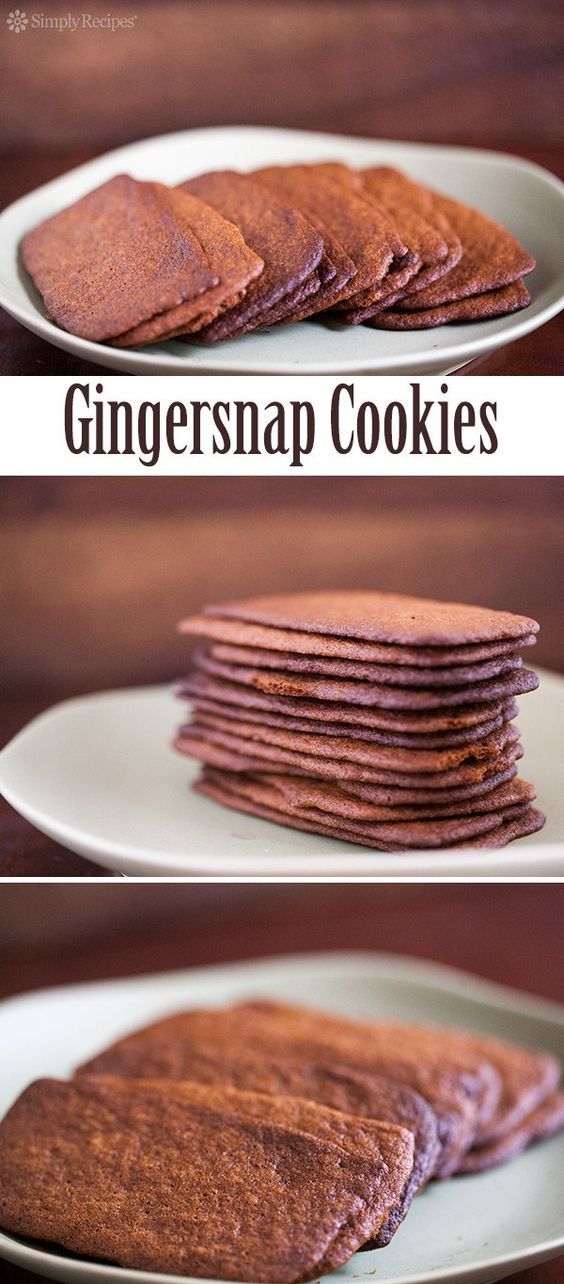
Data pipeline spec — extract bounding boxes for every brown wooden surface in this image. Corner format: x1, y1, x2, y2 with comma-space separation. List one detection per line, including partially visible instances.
1, 476, 562, 875
0, 883, 563, 1281
1, 2, 563, 150
1, 143, 563, 375
3, 478, 563, 691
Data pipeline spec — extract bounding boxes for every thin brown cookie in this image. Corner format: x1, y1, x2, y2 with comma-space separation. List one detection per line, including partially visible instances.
120, 1076, 416, 1248
0, 1075, 401, 1282
178, 723, 522, 788
179, 611, 537, 666
333, 764, 521, 807
253, 163, 405, 309
197, 767, 528, 849
195, 772, 536, 855
177, 671, 519, 733
450, 808, 546, 848
185, 694, 515, 749
193, 651, 539, 709
113, 190, 264, 345
396, 188, 535, 310
139, 1058, 436, 1245
201, 590, 539, 646
304, 163, 421, 312
204, 770, 535, 825
21, 174, 219, 342
458, 1092, 564, 1173
339, 166, 463, 320
372, 280, 530, 330
77, 1003, 496, 1175
179, 170, 323, 341
191, 710, 519, 775
207, 641, 524, 686
232, 1002, 557, 1156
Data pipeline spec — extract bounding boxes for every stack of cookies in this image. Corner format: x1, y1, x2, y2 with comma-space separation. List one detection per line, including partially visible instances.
249, 162, 534, 330
1, 1000, 562, 1280
175, 591, 545, 851
21, 161, 535, 345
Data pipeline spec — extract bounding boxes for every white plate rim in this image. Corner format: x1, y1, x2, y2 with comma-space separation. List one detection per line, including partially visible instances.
1, 683, 563, 879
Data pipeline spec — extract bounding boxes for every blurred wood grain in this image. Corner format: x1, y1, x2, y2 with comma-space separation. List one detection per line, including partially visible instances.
1, 883, 563, 1001
1, 478, 562, 692
1, 2, 563, 149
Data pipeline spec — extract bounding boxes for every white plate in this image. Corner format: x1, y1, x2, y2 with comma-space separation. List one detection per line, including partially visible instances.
1, 127, 564, 375
0, 951, 563, 1284
0, 671, 562, 878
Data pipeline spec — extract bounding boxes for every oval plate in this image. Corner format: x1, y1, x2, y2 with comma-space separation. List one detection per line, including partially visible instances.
1, 952, 564, 1283
0, 673, 562, 876
1, 127, 564, 375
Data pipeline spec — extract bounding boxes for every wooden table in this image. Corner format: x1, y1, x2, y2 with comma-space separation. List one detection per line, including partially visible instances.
1, 145, 563, 375
0, 882, 563, 1282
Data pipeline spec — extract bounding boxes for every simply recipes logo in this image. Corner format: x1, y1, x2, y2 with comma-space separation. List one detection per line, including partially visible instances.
6, 8, 27, 30
6, 9, 137, 32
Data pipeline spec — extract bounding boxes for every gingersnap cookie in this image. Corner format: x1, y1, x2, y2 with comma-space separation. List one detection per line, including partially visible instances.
265, 237, 358, 324
77, 1003, 493, 1175
176, 592, 542, 851
185, 692, 515, 749
0, 1075, 404, 1281
179, 170, 324, 341
301, 162, 421, 312
199, 766, 535, 826
338, 166, 463, 321
330, 762, 522, 807
112, 189, 264, 346
176, 720, 523, 789
112, 1075, 416, 1248
193, 765, 528, 849
206, 640, 525, 686
21, 174, 220, 343
394, 188, 535, 312
410, 1024, 560, 1149
77, 1057, 436, 1249
457, 1091, 564, 1173
177, 671, 522, 734
230, 1002, 559, 1166
191, 709, 519, 774
247, 771, 535, 824
372, 280, 530, 330
163, 1057, 435, 1242
247, 268, 323, 330
178, 730, 521, 803
200, 590, 539, 647
193, 649, 539, 709
253, 163, 406, 310
451, 807, 545, 848
179, 611, 537, 667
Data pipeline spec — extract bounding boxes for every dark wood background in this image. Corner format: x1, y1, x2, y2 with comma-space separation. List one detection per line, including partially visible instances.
1, 476, 562, 874
3, 477, 563, 692
1, 0, 563, 373
0, 882, 563, 1282
2, 2, 563, 150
